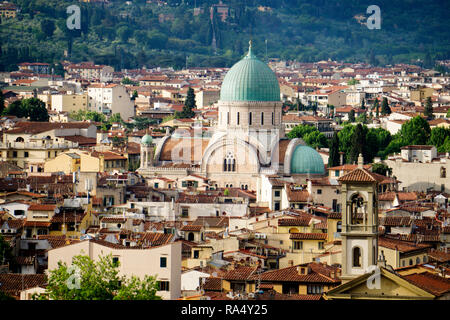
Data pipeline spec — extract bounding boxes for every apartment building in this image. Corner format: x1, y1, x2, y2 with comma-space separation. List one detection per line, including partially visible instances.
87, 84, 135, 120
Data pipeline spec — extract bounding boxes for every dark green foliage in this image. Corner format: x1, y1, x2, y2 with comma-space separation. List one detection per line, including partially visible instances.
348, 109, 355, 122
287, 124, 328, 149
424, 97, 434, 120
373, 98, 380, 118
178, 87, 196, 119
328, 132, 340, 168
3, 98, 48, 121
0, 234, 12, 265
1, 1, 449, 71
349, 123, 367, 164
381, 98, 391, 115
399, 116, 431, 145
429, 127, 450, 152
371, 163, 392, 176
40, 19, 55, 38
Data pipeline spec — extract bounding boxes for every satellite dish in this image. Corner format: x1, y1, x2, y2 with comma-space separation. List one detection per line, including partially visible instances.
55, 208, 60, 214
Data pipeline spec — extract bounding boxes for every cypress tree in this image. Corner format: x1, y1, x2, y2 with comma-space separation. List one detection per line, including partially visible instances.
424, 97, 433, 120
373, 98, 380, 118
349, 123, 366, 164
328, 132, 340, 168
381, 97, 391, 115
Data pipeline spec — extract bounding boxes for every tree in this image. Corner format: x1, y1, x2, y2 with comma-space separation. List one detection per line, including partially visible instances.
361, 98, 365, 110
0, 234, 12, 265
287, 124, 316, 140
429, 127, 450, 152
121, 77, 136, 85
381, 97, 391, 115
3, 100, 26, 118
179, 87, 196, 119
0, 90, 5, 115
40, 19, 55, 38
3, 98, 48, 121
328, 132, 340, 168
399, 116, 431, 145
33, 254, 161, 300
109, 113, 122, 124
349, 123, 367, 164
446, 109, 450, 118
371, 163, 392, 176
424, 97, 434, 120
373, 98, 380, 118
23, 98, 49, 121
348, 109, 355, 122
337, 124, 356, 163
303, 130, 328, 149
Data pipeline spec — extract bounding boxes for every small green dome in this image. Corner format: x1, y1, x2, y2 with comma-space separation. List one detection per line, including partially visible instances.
141, 134, 152, 145
290, 145, 325, 175
220, 43, 280, 102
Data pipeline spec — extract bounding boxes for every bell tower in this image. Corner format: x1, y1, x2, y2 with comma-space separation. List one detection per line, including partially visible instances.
338, 154, 379, 283
140, 132, 154, 169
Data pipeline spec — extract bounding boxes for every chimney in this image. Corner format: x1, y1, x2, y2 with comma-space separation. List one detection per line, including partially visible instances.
358, 153, 364, 169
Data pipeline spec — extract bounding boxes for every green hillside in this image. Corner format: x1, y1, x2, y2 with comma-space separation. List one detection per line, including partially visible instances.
0, 0, 449, 72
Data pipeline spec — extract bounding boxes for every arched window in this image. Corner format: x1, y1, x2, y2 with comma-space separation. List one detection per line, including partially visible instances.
227, 112, 230, 125
353, 247, 362, 267
350, 193, 365, 225
249, 112, 252, 125
188, 232, 194, 241
409, 259, 413, 266
15, 137, 24, 142
289, 228, 299, 233
423, 256, 427, 263
416, 257, 421, 264
223, 152, 236, 172
237, 112, 240, 125
261, 112, 264, 125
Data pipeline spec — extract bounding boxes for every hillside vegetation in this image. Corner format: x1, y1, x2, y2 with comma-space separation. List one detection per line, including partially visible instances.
0, 0, 449, 72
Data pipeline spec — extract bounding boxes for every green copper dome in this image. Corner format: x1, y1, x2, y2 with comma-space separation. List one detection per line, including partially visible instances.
220, 43, 280, 102
290, 145, 325, 175
141, 134, 152, 145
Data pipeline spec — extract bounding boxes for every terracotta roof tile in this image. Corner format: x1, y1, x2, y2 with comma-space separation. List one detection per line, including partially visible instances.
289, 233, 328, 240
0, 274, 47, 297
402, 272, 450, 297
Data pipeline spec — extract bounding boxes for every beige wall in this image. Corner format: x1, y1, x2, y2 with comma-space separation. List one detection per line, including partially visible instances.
52, 94, 89, 113
48, 240, 181, 300
385, 159, 450, 193
44, 153, 79, 174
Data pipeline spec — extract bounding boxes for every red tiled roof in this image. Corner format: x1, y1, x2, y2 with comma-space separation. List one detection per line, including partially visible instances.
278, 218, 311, 227
289, 233, 328, 240
181, 225, 203, 232
338, 168, 383, 183
248, 263, 339, 284
28, 204, 56, 211
0, 274, 47, 297
221, 266, 258, 281
379, 217, 412, 227
402, 272, 450, 297
378, 236, 431, 253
